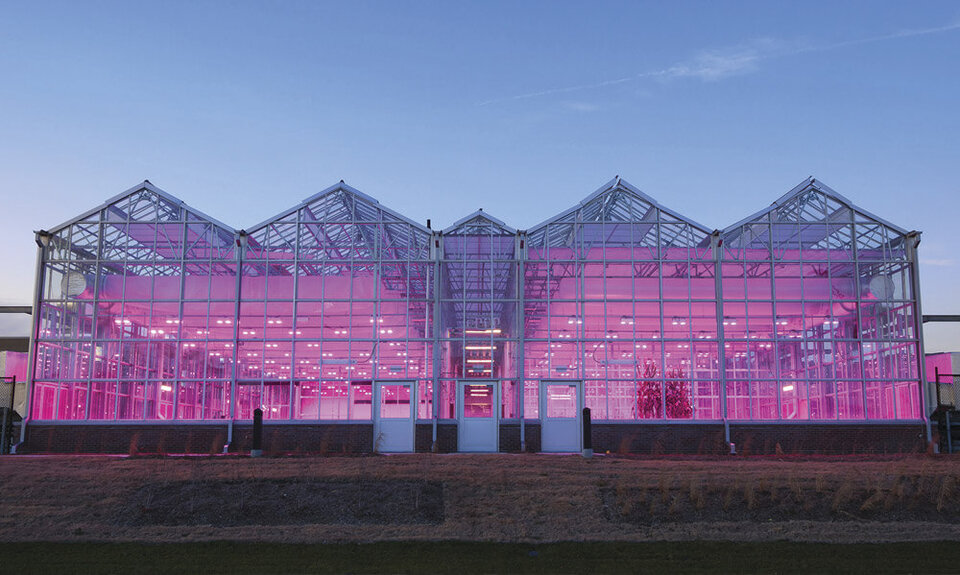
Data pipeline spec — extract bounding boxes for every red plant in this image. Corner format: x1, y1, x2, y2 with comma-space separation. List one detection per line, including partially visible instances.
636, 360, 662, 419
636, 362, 692, 419
665, 368, 693, 419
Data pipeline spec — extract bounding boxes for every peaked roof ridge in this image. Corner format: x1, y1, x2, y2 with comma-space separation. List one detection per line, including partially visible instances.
445, 208, 516, 234
723, 176, 909, 235
614, 177, 712, 234
528, 176, 711, 234
769, 176, 855, 208
48, 180, 236, 235
245, 180, 430, 234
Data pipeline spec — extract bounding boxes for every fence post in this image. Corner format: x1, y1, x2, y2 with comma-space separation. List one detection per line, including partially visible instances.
0, 407, 8, 455
251, 408, 263, 457
936, 367, 941, 408
0, 377, 11, 455
581, 407, 593, 458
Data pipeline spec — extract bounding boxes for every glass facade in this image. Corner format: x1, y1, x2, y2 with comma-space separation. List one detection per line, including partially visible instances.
27, 177, 924, 424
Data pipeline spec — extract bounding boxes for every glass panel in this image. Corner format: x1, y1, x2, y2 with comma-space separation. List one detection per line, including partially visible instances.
463, 383, 493, 418
262, 381, 290, 419
418, 381, 433, 419
318, 381, 348, 420
235, 382, 261, 420
584, 380, 607, 419
349, 382, 372, 420
693, 381, 721, 420
895, 381, 920, 419
837, 380, 865, 420
665, 370, 693, 419
86, 381, 117, 419
779, 381, 806, 420
609, 380, 635, 420
56, 381, 87, 420
546, 384, 577, 418
379, 384, 412, 419
865, 381, 896, 419
176, 382, 203, 420
501, 380, 518, 418
523, 380, 538, 419
203, 381, 230, 420
438, 380, 456, 419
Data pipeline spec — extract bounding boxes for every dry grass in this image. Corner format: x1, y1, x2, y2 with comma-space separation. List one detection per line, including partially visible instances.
3, 454, 960, 544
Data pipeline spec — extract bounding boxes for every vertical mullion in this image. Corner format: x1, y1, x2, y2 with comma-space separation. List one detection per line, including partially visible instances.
171, 217, 189, 420
290, 211, 301, 421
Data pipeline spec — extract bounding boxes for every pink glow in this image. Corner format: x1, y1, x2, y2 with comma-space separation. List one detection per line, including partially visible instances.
463, 384, 493, 418
2, 351, 28, 383
29, 184, 921, 424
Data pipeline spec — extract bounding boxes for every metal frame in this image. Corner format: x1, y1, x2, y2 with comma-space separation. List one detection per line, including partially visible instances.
373, 379, 417, 453
456, 379, 500, 452
22, 177, 927, 440
539, 378, 583, 452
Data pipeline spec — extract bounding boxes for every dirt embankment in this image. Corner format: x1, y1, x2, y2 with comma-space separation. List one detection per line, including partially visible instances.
2, 454, 960, 544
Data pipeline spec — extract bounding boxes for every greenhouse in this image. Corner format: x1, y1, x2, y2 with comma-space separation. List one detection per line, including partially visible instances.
19, 177, 929, 454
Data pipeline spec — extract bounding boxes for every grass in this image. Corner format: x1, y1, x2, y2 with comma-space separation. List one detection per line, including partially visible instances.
4, 454, 960, 545
7, 541, 960, 574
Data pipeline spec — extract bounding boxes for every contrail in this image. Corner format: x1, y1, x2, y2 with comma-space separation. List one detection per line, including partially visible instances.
479, 20, 960, 106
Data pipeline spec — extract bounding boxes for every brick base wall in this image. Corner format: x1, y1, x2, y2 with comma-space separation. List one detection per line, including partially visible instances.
729, 423, 927, 455
21, 421, 929, 455
519, 423, 541, 452
593, 423, 727, 455
414, 423, 458, 452
229, 424, 372, 454
25, 424, 229, 454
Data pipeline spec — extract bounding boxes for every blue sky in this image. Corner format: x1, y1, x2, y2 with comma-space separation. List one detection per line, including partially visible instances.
1, 1, 959, 350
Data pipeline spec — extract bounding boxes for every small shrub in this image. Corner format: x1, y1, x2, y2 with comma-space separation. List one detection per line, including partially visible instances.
789, 474, 803, 501
859, 487, 885, 513
937, 476, 954, 513
658, 474, 670, 502
744, 480, 756, 510
668, 494, 682, 515
722, 485, 736, 511
831, 482, 855, 514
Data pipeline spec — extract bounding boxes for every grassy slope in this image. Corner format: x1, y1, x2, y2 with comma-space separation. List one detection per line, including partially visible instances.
3, 454, 960, 545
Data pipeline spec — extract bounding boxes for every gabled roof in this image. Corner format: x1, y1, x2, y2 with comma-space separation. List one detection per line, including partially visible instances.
528, 176, 712, 234
244, 181, 432, 266
722, 177, 912, 253
724, 177, 909, 235
47, 180, 235, 235
44, 181, 237, 267
245, 181, 430, 234
444, 209, 516, 235
43, 176, 914, 263
526, 176, 712, 250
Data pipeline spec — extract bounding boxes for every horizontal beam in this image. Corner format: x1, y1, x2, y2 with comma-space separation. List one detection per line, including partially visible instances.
0, 337, 28, 353
0, 306, 31, 315
922, 315, 960, 323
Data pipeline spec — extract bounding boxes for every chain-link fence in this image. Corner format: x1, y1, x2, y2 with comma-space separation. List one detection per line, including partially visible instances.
0, 377, 16, 454
935, 372, 960, 409
0, 376, 13, 410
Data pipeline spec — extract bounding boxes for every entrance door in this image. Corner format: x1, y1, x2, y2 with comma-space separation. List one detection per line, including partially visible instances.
373, 381, 415, 452
539, 381, 582, 452
457, 380, 499, 452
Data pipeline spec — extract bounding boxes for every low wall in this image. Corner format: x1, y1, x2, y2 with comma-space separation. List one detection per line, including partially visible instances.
21, 421, 928, 455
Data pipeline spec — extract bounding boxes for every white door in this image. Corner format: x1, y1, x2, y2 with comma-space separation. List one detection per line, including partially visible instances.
539, 381, 582, 452
458, 380, 499, 452
373, 381, 415, 453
